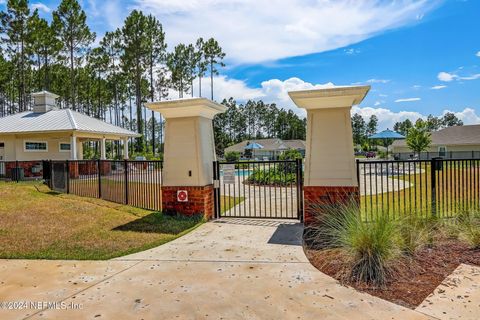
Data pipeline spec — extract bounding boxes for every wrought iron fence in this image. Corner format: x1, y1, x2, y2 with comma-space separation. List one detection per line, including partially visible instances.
0, 160, 44, 181
60, 160, 163, 211
357, 158, 480, 221
0, 159, 163, 212
394, 151, 480, 160
214, 159, 303, 220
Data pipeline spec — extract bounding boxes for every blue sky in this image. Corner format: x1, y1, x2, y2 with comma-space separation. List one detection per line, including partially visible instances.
3, 0, 479, 129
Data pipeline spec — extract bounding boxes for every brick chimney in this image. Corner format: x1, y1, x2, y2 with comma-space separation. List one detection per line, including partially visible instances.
32, 91, 59, 113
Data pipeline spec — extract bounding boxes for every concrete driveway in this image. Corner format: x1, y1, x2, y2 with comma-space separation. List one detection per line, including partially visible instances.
0, 219, 432, 319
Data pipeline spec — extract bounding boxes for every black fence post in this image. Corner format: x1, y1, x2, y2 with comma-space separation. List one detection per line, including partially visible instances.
66, 160, 70, 194
98, 159, 102, 199
124, 159, 129, 205
356, 158, 360, 187
430, 158, 437, 218
212, 160, 219, 219
49, 160, 53, 189
296, 158, 304, 222
15, 160, 19, 182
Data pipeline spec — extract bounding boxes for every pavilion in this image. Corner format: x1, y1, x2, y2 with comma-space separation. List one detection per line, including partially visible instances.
0, 91, 139, 163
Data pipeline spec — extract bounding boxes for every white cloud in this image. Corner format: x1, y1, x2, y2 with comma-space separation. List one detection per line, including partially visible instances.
476, 51, 480, 57
31, 3, 51, 13
352, 106, 480, 131
344, 48, 360, 55
438, 71, 456, 82
133, 0, 440, 64
188, 76, 334, 114
177, 76, 480, 131
431, 85, 447, 90
395, 98, 421, 103
460, 74, 480, 81
352, 106, 424, 130
366, 79, 390, 84
438, 70, 480, 82
442, 108, 480, 125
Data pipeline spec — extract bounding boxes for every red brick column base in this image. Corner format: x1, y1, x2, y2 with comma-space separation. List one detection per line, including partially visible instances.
68, 162, 79, 178
161, 185, 214, 219
303, 186, 359, 225
5, 161, 43, 178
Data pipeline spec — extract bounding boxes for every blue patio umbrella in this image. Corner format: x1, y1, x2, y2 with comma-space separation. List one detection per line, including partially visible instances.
244, 142, 264, 159
369, 129, 405, 158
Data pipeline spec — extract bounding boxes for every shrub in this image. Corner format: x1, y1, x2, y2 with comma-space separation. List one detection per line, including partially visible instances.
377, 150, 387, 159
457, 210, 480, 249
305, 200, 402, 286
225, 151, 241, 162
247, 167, 296, 186
279, 149, 302, 161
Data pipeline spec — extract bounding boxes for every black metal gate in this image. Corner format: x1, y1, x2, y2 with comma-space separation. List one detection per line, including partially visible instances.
213, 159, 303, 220
51, 161, 68, 192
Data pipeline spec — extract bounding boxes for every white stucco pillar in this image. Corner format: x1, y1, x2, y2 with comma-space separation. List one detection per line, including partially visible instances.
100, 138, 106, 160
70, 135, 77, 160
288, 86, 370, 223
123, 138, 129, 160
146, 98, 227, 218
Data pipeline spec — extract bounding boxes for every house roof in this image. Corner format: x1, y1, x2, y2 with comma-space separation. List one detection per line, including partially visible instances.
283, 140, 306, 150
0, 109, 140, 137
225, 139, 306, 153
392, 124, 480, 148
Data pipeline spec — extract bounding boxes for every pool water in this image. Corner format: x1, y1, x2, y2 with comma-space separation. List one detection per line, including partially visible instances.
220, 170, 252, 177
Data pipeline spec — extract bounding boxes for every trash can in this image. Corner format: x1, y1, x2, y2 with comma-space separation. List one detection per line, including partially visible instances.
432, 157, 443, 171
11, 167, 25, 181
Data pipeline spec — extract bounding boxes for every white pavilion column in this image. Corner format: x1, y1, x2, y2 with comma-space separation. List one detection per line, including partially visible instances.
123, 138, 129, 160
70, 135, 77, 160
100, 138, 106, 160
146, 98, 227, 219
289, 86, 370, 223
77, 141, 83, 160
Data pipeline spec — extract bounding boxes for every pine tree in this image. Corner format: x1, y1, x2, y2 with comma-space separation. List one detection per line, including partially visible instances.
167, 44, 193, 98
52, 0, 95, 110
0, 0, 33, 111
203, 38, 225, 100
195, 37, 208, 97
29, 10, 61, 91
144, 14, 166, 154
121, 10, 148, 151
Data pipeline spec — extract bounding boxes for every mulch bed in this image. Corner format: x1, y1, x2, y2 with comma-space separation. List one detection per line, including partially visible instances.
305, 239, 480, 308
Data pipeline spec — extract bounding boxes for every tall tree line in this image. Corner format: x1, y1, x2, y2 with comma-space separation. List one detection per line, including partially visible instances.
213, 98, 307, 155
0, 0, 226, 155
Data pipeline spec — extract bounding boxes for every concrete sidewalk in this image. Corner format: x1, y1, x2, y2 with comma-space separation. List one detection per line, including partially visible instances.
1, 219, 432, 319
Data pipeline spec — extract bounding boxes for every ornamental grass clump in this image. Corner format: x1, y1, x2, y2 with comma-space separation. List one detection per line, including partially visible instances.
457, 210, 480, 249
305, 200, 402, 286
397, 216, 435, 256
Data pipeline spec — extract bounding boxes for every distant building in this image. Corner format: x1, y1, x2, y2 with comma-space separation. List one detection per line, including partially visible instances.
391, 124, 480, 159
0, 91, 139, 178
224, 138, 306, 160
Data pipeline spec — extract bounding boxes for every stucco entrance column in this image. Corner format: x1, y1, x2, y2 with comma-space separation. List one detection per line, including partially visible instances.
146, 98, 227, 219
288, 86, 370, 223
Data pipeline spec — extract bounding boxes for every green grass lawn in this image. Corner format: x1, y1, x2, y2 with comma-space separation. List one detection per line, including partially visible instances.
220, 195, 245, 213
361, 162, 480, 220
0, 181, 242, 260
